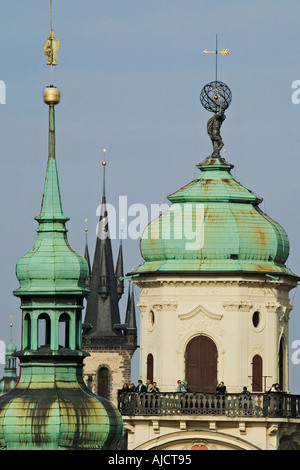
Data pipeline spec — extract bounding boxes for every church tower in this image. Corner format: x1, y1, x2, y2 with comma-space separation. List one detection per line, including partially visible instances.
0, 4, 123, 450
120, 79, 300, 450
82, 158, 137, 406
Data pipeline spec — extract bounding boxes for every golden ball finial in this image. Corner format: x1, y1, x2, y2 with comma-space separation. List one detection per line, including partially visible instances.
102, 148, 107, 166
43, 86, 60, 105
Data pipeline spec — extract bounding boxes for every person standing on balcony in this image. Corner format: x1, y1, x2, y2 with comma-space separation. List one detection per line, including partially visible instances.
152, 382, 160, 392
177, 380, 187, 392
216, 381, 226, 394
146, 379, 153, 392
136, 380, 147, 393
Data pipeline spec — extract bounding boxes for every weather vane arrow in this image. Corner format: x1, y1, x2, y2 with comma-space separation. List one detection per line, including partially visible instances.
203, 48, 229, 56
203, 35, 229, 82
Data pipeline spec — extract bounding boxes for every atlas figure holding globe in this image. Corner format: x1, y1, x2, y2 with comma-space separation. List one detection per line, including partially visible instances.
200, 80, 232, 158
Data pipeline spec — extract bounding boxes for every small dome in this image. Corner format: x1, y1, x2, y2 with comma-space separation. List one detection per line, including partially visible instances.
136, 157, 294, 276
15, 230, 89, 294
5, 339, 16, 356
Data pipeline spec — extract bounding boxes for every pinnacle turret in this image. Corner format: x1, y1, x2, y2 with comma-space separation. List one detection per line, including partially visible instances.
116, 240, 125, 300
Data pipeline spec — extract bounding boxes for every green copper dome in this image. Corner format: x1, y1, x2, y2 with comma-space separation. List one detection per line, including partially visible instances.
0, 357, 123, 450
135, 156, 294, 276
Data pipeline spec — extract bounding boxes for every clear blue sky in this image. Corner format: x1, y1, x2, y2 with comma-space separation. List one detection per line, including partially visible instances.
0, 0, 300, 392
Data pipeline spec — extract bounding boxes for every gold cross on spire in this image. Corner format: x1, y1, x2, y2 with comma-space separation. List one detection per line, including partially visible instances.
43, 0, 60, 85
203, 35, 229, 82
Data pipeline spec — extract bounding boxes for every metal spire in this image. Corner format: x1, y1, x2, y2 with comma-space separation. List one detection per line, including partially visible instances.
43, 0, 60, 86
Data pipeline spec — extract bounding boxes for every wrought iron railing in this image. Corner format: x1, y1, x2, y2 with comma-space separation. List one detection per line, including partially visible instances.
118, 391, 300, 418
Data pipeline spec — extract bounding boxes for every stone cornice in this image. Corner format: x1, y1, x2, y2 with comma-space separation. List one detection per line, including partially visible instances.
223, 301, 253, 312
134, 277, 296, 292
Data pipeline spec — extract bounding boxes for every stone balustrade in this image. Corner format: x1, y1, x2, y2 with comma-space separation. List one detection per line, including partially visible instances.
118, 391, 300, 418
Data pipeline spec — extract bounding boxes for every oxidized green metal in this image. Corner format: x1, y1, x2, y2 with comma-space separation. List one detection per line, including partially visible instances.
135, 155, 294, 276
0, 90, 123, 450
0, 357, 123, 450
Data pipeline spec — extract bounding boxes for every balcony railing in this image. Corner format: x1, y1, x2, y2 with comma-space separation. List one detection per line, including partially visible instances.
118, 391, 300, 419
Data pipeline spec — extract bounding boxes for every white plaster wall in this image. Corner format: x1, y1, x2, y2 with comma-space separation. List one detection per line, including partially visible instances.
136, 275, 295, 393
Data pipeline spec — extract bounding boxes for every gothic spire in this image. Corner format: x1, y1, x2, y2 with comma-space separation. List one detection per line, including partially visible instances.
125, 281, 137, 332
83, 156, 122, 336
116, 237, 124, 301
84, 223, 92, 289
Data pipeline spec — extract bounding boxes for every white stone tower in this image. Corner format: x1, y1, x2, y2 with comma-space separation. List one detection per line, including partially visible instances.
120, 82, 300, 451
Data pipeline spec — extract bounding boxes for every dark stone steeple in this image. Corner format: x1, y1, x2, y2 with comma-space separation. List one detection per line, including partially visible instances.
83, 161, 124, 336
82, 158, 137, 403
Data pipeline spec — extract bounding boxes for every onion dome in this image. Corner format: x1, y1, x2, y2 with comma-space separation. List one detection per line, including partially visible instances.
135, 156, 294, 276
0, 360, 123, 450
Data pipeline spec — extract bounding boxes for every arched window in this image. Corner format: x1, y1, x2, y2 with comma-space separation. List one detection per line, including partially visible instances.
252, 354, 263, 391
24, 313, 31, 349
146, 354, 154, 383
75, 310, 82, 350
98, 367, 110, 400
279, 337, 284, 391
59, 313, 70, 348
185, 335, 218, 393
38, 313, 51, 348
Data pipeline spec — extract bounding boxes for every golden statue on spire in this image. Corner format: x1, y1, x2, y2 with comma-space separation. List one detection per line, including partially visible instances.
43, 0, 60, 86
43, 30, 60, 67
43, 0, 60, 105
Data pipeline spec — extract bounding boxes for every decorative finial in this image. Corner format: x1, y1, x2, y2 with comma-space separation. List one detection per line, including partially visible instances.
200, 35, 231, 159
9, 314, 13, 328
101, 149, 107, 199
43, 0, 60, 105
102, 148, 107, 166
43, 0, 60, 83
